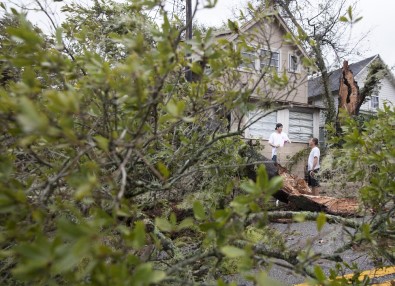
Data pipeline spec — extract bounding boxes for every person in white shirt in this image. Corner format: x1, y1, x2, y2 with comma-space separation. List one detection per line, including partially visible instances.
268, 123, 291, 163
307, 137, 320, 196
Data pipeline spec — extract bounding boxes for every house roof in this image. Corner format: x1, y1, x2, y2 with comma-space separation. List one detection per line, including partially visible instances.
308, 55, 379, 98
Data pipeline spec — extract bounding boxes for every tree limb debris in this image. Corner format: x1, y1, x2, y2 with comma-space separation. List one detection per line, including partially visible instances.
242, 146, 360, 216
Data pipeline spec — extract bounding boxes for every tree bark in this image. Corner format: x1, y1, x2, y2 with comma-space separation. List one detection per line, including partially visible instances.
287, 194, 359, 216
338, 60, 362, 116
241, 145, 359, 216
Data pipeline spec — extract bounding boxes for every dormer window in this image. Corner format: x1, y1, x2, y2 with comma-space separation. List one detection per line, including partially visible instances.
288, 54, 299, 73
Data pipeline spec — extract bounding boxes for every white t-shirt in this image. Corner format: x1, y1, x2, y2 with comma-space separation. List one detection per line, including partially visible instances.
308, 146, 320, 171
268, 131, 290, 157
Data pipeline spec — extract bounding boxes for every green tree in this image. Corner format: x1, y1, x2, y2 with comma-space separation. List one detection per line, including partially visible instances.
0, 1, 394, 285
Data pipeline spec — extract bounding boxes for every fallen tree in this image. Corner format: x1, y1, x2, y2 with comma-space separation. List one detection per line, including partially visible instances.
243, 145, 359, 216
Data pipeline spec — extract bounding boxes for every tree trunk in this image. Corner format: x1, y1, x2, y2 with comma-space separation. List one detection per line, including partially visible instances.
241, 145, 359, 216
287, 195, 359, 216
338, 60, 362, 116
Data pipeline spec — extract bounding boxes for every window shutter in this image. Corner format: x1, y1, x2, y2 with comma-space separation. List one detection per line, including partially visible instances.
289, 111, 313, 142
247, 111, 277, 139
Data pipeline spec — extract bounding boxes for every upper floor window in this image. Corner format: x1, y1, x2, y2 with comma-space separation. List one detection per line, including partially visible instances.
371, 94, 379, 109
259, 49, 280, 71
240, 50, 256, 70
288, 54, 299, 73
238, 46, 280, 72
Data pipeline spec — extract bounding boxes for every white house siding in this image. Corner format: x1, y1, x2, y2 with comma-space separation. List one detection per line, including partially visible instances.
359, 76, 395, 112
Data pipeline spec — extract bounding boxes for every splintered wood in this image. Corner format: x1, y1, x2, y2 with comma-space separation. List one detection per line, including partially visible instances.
278, 165, 311, 195
338, 60, 362, 115
276, 165, 359, 216
287, 195, 359, 216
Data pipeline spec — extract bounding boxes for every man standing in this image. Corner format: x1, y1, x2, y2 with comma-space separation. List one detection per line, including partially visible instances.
307, 138, 320, 196
268, 123, 291, 163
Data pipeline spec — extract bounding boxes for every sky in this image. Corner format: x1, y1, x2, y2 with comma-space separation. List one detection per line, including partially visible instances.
2, 0, 395, 69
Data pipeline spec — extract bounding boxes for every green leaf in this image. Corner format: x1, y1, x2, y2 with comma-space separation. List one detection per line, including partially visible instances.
267, 176, 283, 194
220, 245, 246, 258
256, 165, 268, 191
55, 27, 64, 49
347, 6, 353, 20
339, 16, 348, 22
225, 181, 234, 194
150, 270, 167, 283
293, 213, 306, 222
155, 217, 173, 232
316, 212, 326, 232
227, 20, 239, 33
177, 218, 194, 230
240, 180, 259, 194
354, 16, 363, 23
204, 0, 218, 8
361, 223, 371, 239
57, 218, 92, 240
157, 162, 170, 179
314, 265, 326, 282
133, 263, 166, 284
166, 99, 185, 117
131, 221, 146, 249
17, 97, 49, 133
94, 135, 109, 152
193, 201, 206, 220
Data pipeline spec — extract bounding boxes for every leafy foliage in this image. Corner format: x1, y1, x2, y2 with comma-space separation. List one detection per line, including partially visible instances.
0, 1, 394, 285
324, 104, 395, 263
0, 1, 292, 285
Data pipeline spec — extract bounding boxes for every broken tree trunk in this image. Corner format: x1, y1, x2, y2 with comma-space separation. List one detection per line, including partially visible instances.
278, 165, 359, 216
338, 60, 362, 116
241, 144, 359, 216
287, 195, 359, 216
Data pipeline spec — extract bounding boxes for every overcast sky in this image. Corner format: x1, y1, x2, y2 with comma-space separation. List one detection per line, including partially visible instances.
3, 0, 395, 69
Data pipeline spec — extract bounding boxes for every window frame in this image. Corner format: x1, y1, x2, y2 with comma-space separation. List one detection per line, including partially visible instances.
288, 53, 300, 73
371, 94, 379, 109
239, 49, 258, 71
237, 44, 281, 72
259, 48, 280, 71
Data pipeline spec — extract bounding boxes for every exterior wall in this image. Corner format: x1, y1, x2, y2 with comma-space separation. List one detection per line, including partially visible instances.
237, 20, 309, 105
359, 76, 395, 112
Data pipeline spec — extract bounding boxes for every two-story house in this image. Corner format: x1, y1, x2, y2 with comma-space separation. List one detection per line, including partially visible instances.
308, 54, 395, 143
215, 10, 320, 177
